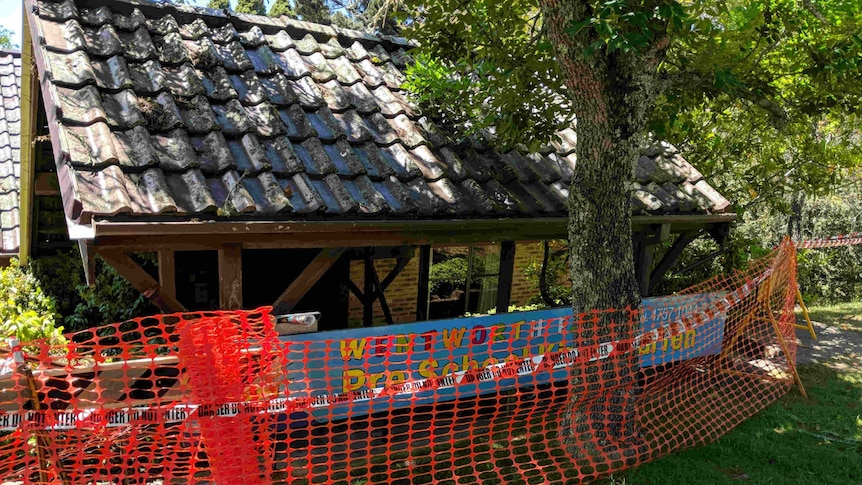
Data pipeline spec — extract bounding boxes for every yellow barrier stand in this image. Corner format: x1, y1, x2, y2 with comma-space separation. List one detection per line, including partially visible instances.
795, 288, 817, 340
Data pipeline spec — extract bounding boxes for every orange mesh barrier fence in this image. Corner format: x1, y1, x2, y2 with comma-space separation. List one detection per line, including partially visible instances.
1, 239, 803, 484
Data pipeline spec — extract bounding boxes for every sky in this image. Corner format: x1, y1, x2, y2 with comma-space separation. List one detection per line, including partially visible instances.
0, 0, 226, 49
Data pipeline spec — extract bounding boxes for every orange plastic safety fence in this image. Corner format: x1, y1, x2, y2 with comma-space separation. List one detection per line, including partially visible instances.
1, 240, 801, 484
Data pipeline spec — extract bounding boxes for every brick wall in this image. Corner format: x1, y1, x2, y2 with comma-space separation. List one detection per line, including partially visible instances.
347, 257, 421, 326
347, 241, 571, 325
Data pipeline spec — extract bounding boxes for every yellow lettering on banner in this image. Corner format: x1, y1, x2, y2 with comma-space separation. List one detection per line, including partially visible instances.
419, 358, 439, 378
684, 329, 696, 348
394, 335, 412, 353
343, 369, 365, 392
539, 343, 558, 354
490, 323, 507, 342
442, 327, 467, 349
367, 372, 386, 390
340, 339, 367, 360
640, 341, 656, 355
671, 334, 683, 350
388, 371, 407, 384
512, 321, 525, 340
441, 362, 459, 375
460, 355, 479, 371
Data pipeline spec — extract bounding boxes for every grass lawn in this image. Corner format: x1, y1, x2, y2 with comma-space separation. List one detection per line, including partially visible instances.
596, 301, 862, 485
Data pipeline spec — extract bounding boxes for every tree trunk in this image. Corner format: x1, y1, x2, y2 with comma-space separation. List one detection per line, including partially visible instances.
538, 0, 669, 460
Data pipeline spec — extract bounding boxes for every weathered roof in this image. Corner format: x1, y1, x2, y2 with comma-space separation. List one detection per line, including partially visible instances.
25, 0, 730, 227
0, 50, 21, 256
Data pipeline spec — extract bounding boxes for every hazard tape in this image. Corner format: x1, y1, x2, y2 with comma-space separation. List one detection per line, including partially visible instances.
0, 340, 624, 432
797, 233, 862, 248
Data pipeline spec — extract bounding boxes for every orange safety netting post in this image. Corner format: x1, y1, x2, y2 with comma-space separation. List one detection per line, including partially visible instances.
0, 237, 836, 484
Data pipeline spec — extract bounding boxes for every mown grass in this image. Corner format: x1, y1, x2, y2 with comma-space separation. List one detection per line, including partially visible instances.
596, 301, 862, 485
803, 301, 862, 333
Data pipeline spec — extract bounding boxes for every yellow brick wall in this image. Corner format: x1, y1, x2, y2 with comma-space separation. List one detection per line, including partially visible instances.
347, 241, 572, 325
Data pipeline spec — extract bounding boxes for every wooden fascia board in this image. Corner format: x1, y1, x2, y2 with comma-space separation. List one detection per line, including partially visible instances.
18, 19, 38, 265
90, 214, 736, 250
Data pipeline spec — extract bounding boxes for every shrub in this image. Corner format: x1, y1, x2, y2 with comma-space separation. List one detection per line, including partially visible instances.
429, 256, 468, 298
0, 260, 65, 344
31, 250, 157, 333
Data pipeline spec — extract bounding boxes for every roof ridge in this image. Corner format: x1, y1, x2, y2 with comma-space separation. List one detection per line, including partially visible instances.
82, 0, 416, 49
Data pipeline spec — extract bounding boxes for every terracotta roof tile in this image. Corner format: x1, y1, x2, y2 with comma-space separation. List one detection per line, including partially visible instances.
25, 0, 731, 226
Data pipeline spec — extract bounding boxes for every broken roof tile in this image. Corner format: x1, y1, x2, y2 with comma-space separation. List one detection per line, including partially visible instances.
179, 18, 210, 40
40, 18, 87, 53
44, 49, 96, 87
55, 84, 106, 125
140, 92, 183, 131
238, 26, 266, 47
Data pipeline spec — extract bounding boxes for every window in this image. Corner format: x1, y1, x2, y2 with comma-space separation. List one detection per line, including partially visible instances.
429, 244, 501, 319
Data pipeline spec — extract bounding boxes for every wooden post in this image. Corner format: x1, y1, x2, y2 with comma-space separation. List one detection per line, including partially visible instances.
416, 245, 431, 321
158, 250, 177, 303
272, 248, 346, 313
496, 241, 516, 313
363, 250, 374, 327
648, 231, 700, 295
218, 244, 243, 310
634, 233, 653, 296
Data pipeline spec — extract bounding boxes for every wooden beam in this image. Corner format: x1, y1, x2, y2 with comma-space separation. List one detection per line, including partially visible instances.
634, 233, 653, 297
496, 241, 516, 313
78, 240, 96, 287
18, 19, 39, 265
98, 249, 186, 313
34, 172, 59, 196
272, 247, 346, 313
218, 244, 243, 310
648, 232, 700, 295
363, 251, 374, 326
158, 250, 177, 303
416, 245, 431, 321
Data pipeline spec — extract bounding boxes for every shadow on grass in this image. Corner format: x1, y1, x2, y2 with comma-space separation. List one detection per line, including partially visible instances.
801, 302, 862, 334
595, 363, 862, 485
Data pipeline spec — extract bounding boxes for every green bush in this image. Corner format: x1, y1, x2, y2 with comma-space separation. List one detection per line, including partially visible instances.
429, 256, 468, 297
0, 260, 65, 344
31, 250, 157, 333
522, 241, 571, 306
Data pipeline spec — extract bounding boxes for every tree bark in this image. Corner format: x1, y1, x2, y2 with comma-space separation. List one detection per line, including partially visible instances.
537, 0, 669, 460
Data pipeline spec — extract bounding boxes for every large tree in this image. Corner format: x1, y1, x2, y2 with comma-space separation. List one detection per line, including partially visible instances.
403, 0, 862, 449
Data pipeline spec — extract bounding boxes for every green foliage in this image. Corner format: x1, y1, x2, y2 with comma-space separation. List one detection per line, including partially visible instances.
405, 0, 862, 213
0, 26, 16, 49
235, 0, 266, 15
429, 256, 468, 297
207, 0, 231, 9
403, 0, 572, 151
0, 260, 65, 345
268, 0, 293, 17
32, 251, 157, 333
522, 241, 571, 306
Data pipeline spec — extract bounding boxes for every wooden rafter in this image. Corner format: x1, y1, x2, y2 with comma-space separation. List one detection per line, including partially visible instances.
648, 231, 701, 295
98, 249, 186, 313
272, 247, 346, 313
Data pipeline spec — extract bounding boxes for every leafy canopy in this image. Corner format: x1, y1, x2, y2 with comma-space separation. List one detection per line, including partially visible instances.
403, 0, 862, 209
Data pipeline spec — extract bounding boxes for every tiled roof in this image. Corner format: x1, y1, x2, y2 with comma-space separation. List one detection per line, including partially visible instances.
0, 50, 21, 255
25, 0, 731, 226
